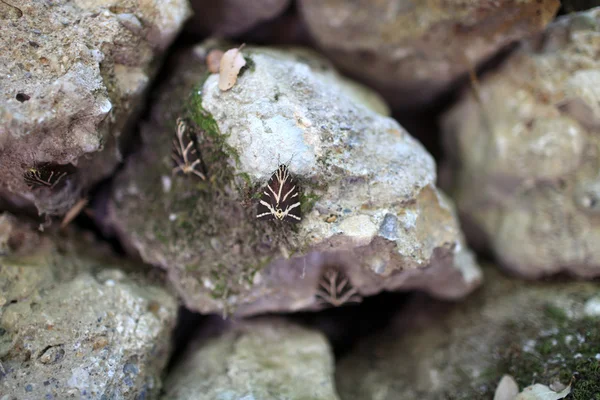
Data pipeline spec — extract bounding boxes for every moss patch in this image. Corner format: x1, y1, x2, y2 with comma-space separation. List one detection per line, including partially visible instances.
473, 302, 600, 399
299, 192, 321, 216
239, 54, 256, 77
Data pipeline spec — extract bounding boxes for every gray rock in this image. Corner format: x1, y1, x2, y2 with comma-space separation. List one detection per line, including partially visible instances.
442, 8, 600, 278
187, 0, 291, 37
336, 266, 600, 399
297, 0, 560, 109
163, 317, 340, 400
108, 42, 481, 316
0, 214, 178, 400
0, 0, 191, 216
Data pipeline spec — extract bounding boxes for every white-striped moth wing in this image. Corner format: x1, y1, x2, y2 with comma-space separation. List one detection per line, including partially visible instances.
256, 164, 301, 223
172, 119, 206, 180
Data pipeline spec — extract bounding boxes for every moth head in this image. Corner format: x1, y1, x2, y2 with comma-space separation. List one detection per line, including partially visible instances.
274, 208, 285, 220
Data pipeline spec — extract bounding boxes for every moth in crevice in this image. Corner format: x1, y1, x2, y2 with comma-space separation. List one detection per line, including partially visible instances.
23, 162, 74, 190
256, 164, 301, 223
172, 118, 207, 180
316, 268, 361, 307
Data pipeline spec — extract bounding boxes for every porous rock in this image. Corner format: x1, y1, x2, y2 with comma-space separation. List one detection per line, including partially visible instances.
0, 0, 190, 216
336, 266, 600, 399
108, 41, 481, 316
163, 317, 340, 400
442, 8, 600, 278
186, 0, 291, 37
297, 0, 560, 109
0, 213, 177, 400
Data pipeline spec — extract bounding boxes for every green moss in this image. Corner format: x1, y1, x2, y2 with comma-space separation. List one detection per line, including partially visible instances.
477, 304, 600, 399
239, 54, 256, 77
544, 303, 569, 324
299, 192, 321, 215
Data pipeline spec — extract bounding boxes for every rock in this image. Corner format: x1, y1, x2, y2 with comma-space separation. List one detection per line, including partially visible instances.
186, 0, 291, 37
297, 0, 560, 109
442, 8, 600, 278
0, 0, 191, 216
107, 41, 481, 316
163, 317, 340, 400
0, 214, 178, 400
336, 266, 600, 399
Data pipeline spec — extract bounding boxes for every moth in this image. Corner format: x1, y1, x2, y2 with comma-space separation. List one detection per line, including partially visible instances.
172, 118, 206, 180
256, 164, 301, 223
316, 268, 361, 307
23, 162, 72, 189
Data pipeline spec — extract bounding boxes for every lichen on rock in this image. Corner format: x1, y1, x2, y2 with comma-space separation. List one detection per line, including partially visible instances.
442, 8, 600, 278
335, 266, 600, 400
108, 40, 481, 316
0, 0, 191, 216
162, 317, 340, 400
0, 214, 177, 400
297, 0, 560, 109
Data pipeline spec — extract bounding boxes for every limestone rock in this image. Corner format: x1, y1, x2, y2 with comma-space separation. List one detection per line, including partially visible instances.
0, 0, 191, 216
336, 266, 600, 399
0, 214, 178, 400
108, 42, 481, 316
297, 0, 560, 109
187, 0, 291, 37
163, 317, 339, 400
442, 8, 600, 278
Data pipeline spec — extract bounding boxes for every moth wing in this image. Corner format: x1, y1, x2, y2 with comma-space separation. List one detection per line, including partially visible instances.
280, 182, 301, 223
256, 196, 274, 220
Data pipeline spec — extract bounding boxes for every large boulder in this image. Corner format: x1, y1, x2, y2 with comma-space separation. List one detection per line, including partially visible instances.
336, 266, 600, 399
297, 0, 560, 109
107, 41, 481, 316
442, 8, 600, 278
163, 317, 340, 400
0, 214, 178, 399
0, 0, 190, 216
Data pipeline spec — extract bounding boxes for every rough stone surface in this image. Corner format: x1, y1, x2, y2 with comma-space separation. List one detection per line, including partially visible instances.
107, 42, 481, 316
163, 317, 340, 400
186, 0, 291, 37
0, 0, 190, 216
336, 266, 600, 400
0, 214, 178, 400
442, 8, 600, 278
298, 0, 560, 109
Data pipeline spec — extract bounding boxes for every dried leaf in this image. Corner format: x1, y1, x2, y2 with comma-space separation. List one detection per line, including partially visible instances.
61, 198, 89, 229
516, 383, 571, 400
494, 375, 519, 400
218, 45, 246, 91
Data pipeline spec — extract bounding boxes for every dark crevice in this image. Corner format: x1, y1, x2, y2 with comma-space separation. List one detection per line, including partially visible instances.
15, 93, 30, 102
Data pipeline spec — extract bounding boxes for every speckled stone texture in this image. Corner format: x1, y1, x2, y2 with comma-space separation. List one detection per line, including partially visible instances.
163, 317, 340, 400
336, 266, 600, 399
298, 0, 560, 109
107, 41, 481, 317
442, 8, 600, 278
0, 0, 190, 216
0, 214, 178, 400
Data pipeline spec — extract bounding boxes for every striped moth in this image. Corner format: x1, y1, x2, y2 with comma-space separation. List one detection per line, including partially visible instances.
171, 118, 206, 180
256, 164, 301, 223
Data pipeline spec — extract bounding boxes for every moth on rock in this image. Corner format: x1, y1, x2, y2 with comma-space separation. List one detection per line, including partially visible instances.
23, 162, 73, 190
256, 164, 301, 223
171, 118, 206, 180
